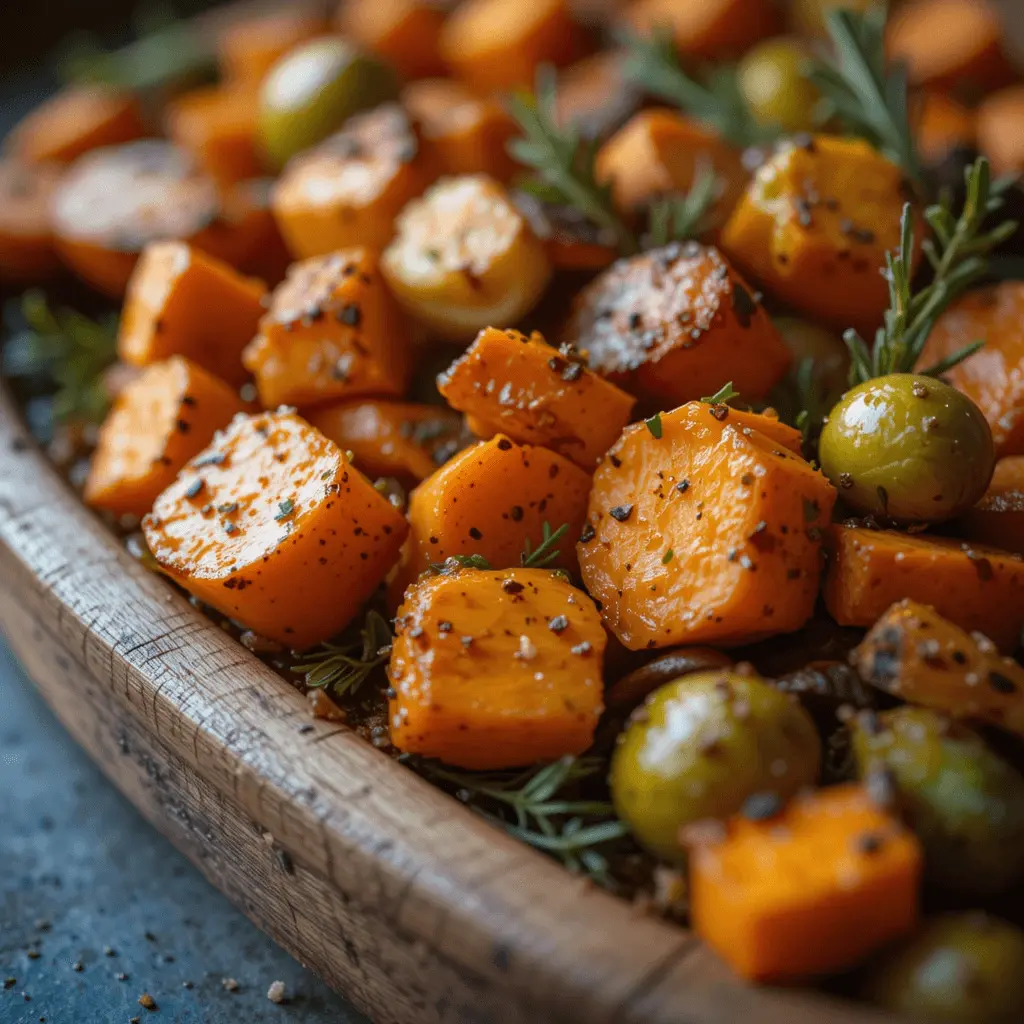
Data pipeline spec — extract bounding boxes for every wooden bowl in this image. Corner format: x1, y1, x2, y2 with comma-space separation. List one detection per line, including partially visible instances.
0, 386, 887, 1024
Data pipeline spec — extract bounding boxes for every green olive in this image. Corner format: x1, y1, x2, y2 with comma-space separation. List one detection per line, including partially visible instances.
864, 913, 1024, 1021
737, 37, 820, 134
258, 37, 399, 170
773, 316, 850, 405
819, 373, 995, 523
609, 670, 821, 862
852, 707, 1024, 895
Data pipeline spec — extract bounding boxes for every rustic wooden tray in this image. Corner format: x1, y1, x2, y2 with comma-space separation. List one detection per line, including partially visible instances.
0, 385, 895, 1024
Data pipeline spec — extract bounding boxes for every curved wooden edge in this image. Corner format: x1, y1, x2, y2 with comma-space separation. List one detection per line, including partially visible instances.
0, 388, 890, 1024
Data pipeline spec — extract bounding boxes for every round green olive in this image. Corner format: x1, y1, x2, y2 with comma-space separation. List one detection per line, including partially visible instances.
609, 670, 821, 862
258, 37, 399, 170
737, 37, 820, 134
864, 913, 1024, 1021
852, 707, 1024, 895
773, 316, 850, 405
819, 373, 995, 523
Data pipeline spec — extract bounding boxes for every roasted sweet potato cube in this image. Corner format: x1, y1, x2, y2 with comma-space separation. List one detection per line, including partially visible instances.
625, 0, 782, 61
216, 9, 329, 86
0, 159, 62, 284
243, 248, 412, 410
339, 0, 447, 80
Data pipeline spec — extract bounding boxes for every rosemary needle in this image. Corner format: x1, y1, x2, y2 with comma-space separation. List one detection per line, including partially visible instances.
291, 609, 393, 699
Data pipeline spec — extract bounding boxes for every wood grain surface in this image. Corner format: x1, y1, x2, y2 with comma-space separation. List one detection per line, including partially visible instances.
0, 384, 890, 1023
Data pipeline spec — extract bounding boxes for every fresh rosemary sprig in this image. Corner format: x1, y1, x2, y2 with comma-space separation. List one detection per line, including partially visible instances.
809, 7, 921, 188
645, 164, 722, 248
521, 521, 570, 569
508, 69, 637, 255
700, 382, 740, 405
845, 158, 1016, 385
2, 291, 118, 427
291, 609, 393, 700
403, 754, 630, 887
427, 553, 493, 575
621, 28, 777, 148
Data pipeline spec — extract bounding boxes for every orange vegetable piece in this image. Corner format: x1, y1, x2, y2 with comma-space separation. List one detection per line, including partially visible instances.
579, 401, 836, 650
142, 410, 408, 650
963, 457, 1024, 556
0, 159, 62, 285
390, 433, 591, 606
243, 248, 412, 410
338, 0, 447, 80
271, 104, 434, 260
439, 0, 580, 93
852, 600, 1024, 738
914, 92, 977, 164
887, 0, 1013, 93
305, 400, 464, 485
216, 9, 330, 86
555, 51, 640, 140
991, 456, 1024, 493
563, 242, 792, 407
722, 135, 917, 339
119, 242, 266, 388
389, 565, 606, 769
596, 109, 747, 226
689, 784, 922, 982
824, 524, 1024, 653
977, 86, 1024, 177
165, 86, 263, 188
5, 85, 145, 165
215, 177, 293, 287
402, 79, 519, 182
626, 0, 782, 61
84, 357, 248, 519
512, 191, 619, 272
438, 327, 636, 469
920, 282, 1024, 457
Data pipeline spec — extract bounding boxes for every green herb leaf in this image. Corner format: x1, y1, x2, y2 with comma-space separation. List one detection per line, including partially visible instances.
521, 521, 570, 569
661, 548, 674, 565
700, 382, 740, 405
427, 554, 494, 575
274, 498, 295, 521
644, 412, 663, 439
290, 609, 393, 700
645, 163, 723, 247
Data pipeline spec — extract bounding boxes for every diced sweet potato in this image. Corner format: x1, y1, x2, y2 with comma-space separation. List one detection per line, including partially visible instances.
579, 401, 836, 650
963, 486, 1024, 556
852, 599, 1024, 737
555, 51, 640, 140
6, 85, 145, 165
915, 91, 977, 164
215, 177, 293, 287
990, 456, 1024, 493
402, 79, 519, 183
389, 565, 606, 768
271, 103, 435, 260
389, 433, 591, 605
118, 242, 266, 388
512, 191, 619, 272
824, 524, 1024, 652
305, 400, 464, 484
165, 85, 263, 188
243, 248, 412, 409
338, 0, 447, 80
626, 0, 782, 60
0, 159, 62, 284
920, 282, 1024, 457
437, 327, 636, 469
439, 0, 581, 93
689, 784, 922, 981
977, 86, 1024, 176
142, 410, 408, 650
596, 109, 747, 226
84, 357, 248, 519
720, 135, 916, 339
563, 242, 792, 407
216, 9, 330, 86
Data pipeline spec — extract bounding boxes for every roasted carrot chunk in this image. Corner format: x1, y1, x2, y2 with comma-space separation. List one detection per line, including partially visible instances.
271, 104, 434, 261
720, 135, 915, 339
438, 328, 636, 469
305, 400, 464, 485
339, 0, 447, 80
118, 242, 266, 388
595, 109, 747, 226
887, 0, 1013, 93
853, 600, 1024, 738
165, 85, 263, 188
824, 524, 1024, 652
626, 0, 782, 60
389, 566, 605, 769
563, 243, 791, 407
0, 159, 62, 285
143, 410, 408, 650
84, 357, 248, 519
390, 433, 591, 605
402, 79, 519, 183
915, 92, 977, 165
440, 0, 580, 93
5, 85, 145, 165
689, 784, 922, 982
977, 86, 1024, 177
920, 282, 1024, 457
216, 9, 329, 86
578, 401, 836, 650
555, 51, 640, 140
243, 248, 412, 410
